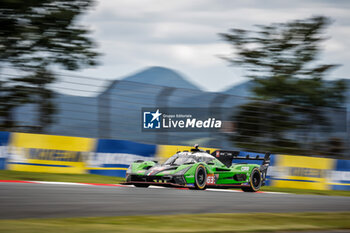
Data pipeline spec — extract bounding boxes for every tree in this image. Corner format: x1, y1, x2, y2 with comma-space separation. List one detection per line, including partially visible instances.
220, 16, 346, 155
232, 101, 300, 154
0, 0, 99, 131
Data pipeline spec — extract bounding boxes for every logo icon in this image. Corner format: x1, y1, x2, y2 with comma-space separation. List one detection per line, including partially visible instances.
143, 109, 162, 129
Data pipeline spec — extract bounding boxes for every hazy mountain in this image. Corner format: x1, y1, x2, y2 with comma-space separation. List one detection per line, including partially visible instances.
224, 79, 350, 105
97, 66, 204, 142
14, 93, 99, 138
223, 80, 255, 97
13, 66, 202, 140
119, 66, 200, 90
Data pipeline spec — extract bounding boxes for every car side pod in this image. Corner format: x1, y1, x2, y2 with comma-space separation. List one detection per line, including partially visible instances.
211, 150, 271, 186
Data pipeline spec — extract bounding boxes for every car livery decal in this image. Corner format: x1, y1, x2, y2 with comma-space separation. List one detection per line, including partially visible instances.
207, 174, 215, 185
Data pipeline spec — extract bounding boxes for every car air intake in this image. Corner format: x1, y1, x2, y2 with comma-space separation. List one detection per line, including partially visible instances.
233, 174, 247, 181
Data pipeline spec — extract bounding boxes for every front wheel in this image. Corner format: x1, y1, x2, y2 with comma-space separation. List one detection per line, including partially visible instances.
241, 168, 262, 192
194, 164, 207, 190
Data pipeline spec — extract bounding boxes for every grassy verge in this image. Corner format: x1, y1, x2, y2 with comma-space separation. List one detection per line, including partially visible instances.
0, 212, 349, 233
0, 170, 125, 184
261, 186, 350, 197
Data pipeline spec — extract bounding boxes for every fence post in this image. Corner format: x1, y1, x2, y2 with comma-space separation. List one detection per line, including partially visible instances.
156, 87, 176, 145
347, 107, 350, 158
209, 94, 230, 148
98, 80, 116, 139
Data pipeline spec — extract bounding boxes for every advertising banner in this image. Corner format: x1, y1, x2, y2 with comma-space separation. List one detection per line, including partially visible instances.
329, 159, 350, 191
0, 131, 10, 170
88, 139, 157, 177
8, 132, 95, 174
272, 155, 334, 190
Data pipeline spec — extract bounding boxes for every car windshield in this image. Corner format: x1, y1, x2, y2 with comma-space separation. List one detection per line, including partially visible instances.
163, 153, 216, 166
164, 155, 196, 166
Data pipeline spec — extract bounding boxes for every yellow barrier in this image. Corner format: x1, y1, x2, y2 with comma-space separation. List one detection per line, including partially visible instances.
8, 133, 95, 174
273, 155, 334, 190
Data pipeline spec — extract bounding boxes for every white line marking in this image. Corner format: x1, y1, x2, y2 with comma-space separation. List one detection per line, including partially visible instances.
29, 181, 89, 186
149, 186, 166, 189
260, 191, 288, 194
205, 189, 287, 194
206, 189, 242, 193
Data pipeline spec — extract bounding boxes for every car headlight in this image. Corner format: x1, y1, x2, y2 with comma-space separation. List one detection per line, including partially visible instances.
175, 166, 192, 175
126, 164, 133, 174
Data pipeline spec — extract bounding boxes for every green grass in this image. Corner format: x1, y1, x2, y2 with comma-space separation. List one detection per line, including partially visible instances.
0, 212, 349, 233
0, 170, 125, 184
261, 186, 350, 197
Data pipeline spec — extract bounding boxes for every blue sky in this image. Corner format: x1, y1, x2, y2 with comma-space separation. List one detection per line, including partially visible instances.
61, 0, 350, 93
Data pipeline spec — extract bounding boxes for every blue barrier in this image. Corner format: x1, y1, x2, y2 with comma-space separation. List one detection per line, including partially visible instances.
0, 131, 10, 170
0, 158, 7, 170
330, 159, 350, 191
0, 131, 10, 146
88, 139, 157, 177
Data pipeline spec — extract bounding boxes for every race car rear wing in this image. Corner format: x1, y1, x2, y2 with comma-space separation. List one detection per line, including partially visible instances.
211, 150, 270, 166
211, 150, 271, 185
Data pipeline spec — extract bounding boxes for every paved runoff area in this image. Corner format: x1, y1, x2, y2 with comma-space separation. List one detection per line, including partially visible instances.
0, 181, 349, 219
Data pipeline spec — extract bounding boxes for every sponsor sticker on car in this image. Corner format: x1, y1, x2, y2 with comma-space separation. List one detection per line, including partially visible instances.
207, 174, 215, 185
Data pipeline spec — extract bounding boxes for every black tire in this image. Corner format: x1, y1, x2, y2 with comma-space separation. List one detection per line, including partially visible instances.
194, 164, 207, 190
241, 168, 262, 192
133, 183, 150, 188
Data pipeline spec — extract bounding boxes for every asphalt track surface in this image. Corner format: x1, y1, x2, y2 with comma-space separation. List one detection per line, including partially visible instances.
0, 182, 350, 219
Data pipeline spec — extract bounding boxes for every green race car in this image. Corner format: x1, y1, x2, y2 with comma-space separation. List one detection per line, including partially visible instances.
124, 146, 270, 192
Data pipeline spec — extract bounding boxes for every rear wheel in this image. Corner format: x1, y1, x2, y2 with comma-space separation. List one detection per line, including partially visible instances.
194, 164, 207, 190
241, 168, 261, 192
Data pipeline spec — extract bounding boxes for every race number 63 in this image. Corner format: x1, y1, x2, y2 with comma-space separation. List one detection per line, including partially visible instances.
207, 174, 215, 185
